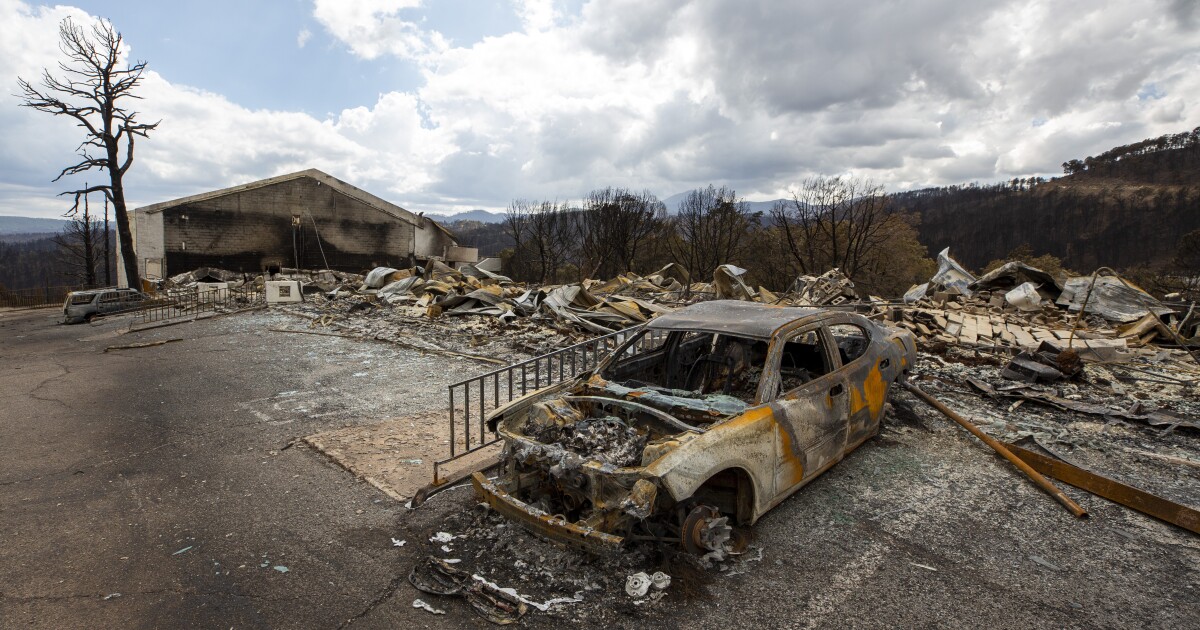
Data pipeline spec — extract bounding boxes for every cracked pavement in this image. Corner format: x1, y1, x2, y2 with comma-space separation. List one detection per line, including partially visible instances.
0, 307, 475, 628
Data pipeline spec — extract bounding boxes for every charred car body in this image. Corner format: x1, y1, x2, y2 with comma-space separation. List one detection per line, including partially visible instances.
473, 301, 916, 554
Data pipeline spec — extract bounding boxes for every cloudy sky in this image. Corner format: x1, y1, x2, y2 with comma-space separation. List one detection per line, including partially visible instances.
1, 0, 1197, 219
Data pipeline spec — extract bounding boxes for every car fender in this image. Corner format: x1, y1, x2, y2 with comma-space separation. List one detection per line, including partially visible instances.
643, 406, 776, 519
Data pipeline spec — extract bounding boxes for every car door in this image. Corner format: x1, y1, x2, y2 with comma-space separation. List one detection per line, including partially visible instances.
767, 324, 850, 494
97, 291, 120, 314
828, 320, 887, 448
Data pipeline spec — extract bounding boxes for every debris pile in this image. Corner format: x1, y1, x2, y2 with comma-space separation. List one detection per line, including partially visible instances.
406, 494, 766, 624
893, 249, 1197, 362
161, 247, 1195, 367
406, 506, 650, 623
787, 268, 861, 305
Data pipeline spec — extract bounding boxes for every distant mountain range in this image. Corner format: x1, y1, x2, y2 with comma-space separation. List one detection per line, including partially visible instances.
425, 209, 506, 224
425, 194, 787, 225
659, 191, 784, 214
0, 215, 68, 235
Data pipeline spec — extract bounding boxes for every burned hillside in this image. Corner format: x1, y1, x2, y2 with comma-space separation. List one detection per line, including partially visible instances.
894, 128, 1200, 271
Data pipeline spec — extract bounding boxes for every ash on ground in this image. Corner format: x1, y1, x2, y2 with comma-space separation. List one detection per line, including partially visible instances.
407, 498, 767, 626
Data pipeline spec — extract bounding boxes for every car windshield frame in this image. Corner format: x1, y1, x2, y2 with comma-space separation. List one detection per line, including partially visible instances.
597, 327, 777, 406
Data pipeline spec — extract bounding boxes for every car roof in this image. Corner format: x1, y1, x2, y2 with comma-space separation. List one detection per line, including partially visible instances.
646, 300, 826, 340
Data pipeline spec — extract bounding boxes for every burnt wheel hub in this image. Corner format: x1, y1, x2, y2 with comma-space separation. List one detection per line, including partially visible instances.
682, 505, 732, 554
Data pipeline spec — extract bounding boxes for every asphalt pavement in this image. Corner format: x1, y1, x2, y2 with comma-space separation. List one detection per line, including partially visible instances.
0, 308, 467, 629
2, 306, 1198, 629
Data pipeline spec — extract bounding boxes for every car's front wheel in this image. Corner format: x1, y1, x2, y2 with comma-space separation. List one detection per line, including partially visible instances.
680, 504, 732, 555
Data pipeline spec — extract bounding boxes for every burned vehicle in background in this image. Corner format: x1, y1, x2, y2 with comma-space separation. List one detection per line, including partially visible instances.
473, 300, 917, 554
62, 287, 148, 324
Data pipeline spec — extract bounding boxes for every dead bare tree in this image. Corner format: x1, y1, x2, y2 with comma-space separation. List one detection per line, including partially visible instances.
504, 199, 574, 283
769, 176, 892, 280
668, 185, 761, 283
526, 201, 573, 283
17, 17, 158, 291
102, 194, 111, 286
53, 193, 104, 286
577, 188, 665, 279
503, 200, 534, 281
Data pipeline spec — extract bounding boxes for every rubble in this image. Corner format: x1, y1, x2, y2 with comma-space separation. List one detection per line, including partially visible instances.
160, 249, 1193, 376
403, 316, 1197, 624
1000, 341, 1082, 383
788, 268, 860, 305
1057, 273, 1172, 323
892, 251, 1196, 364
968, 378, 1200, 431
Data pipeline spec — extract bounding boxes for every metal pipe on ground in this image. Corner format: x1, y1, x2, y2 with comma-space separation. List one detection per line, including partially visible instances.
901, 380, 1088, 519
1004, 442, 1199, 535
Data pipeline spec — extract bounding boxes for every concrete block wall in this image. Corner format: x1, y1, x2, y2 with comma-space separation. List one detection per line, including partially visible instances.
160, 177, 417, 275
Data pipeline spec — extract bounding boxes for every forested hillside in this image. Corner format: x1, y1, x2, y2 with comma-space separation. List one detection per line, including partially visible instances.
0, 235, 65, 290
0, 229, 117, 291
894, 128, 1200, 271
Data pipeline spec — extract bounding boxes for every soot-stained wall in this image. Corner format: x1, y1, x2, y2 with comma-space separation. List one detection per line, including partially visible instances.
159, 176, 417, 274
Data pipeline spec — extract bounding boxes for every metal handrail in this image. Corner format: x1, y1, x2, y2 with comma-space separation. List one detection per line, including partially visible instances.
136, 287, 265, 324
434, 324, 666, 482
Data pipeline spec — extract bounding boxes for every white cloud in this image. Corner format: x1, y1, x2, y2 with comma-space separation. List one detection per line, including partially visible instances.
399, 0, 1200, 199
311, 0, 446, 61
0, 0, 456, 216
296, 28, 311, 48
3, 0, 1199, 219
511, 0, 561, 32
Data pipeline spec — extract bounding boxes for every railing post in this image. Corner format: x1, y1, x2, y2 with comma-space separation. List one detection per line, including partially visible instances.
464, 384, 471, 451
478, 378, 485, 445
449, 386, 456, 457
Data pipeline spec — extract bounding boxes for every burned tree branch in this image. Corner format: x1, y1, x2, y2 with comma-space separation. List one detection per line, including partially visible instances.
16, 16, 156, 291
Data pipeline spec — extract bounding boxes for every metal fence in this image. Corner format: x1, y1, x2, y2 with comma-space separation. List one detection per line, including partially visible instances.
434, 324, 667, 482
0, 284, 98, 309
136, 287, 265, 324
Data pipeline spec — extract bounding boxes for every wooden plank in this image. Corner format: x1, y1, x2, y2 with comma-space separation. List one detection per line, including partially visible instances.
1031, 329, 1056, 344
975, 316, 994, 341
1009, 324, 1039, 348
944, 313, 963, 339
960, 316, 979, 344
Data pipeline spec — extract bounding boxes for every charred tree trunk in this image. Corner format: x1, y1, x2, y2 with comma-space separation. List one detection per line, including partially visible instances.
103, 195, 111, 286
16, 17, 157, 291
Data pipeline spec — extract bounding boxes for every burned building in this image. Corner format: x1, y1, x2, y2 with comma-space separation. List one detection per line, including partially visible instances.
118, 169, 477, 285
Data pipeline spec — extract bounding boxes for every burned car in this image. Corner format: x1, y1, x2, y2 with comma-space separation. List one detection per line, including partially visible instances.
473, 300, 916, 554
